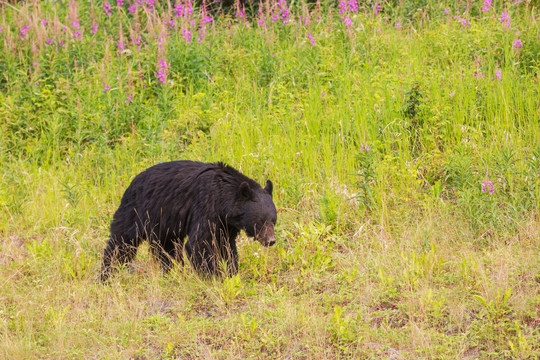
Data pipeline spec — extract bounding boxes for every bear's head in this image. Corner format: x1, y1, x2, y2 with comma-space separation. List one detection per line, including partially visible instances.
236, 180, 277, 247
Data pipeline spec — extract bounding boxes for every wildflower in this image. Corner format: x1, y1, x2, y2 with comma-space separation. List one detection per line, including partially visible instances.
499, 11, 510, 29
157, 59, 169, 83
103, 2, 112, 16
45, 38, 54, 45
338, 0, 347, 14
306, 33, 315, 46
91, 23, 98, 34
33, 61, 39, 66
444, 8, 450, 14
145, 0, 155, 11
513, 39, 522, 48
128, 3, 137, 13
481, 180, 494, 193
125, 93, 133, 103
473, 72, 485, 79
117, 41, 125, 51
495, 69, 502, 79
277, 0, 290, 25
117, 0, 124, 6
198, 25, 207, 43
343, 17, 353, 27
20, 24, 30, 39
103, 83, 110, 92
359, 144, 370, 152
183, 28, 192, 44
348, 0, 359, 13
374, 3, 381, 16
454, 15, 470, 28
395, 22, 403, 29
481, 0, 492, 12
42, 20, 47, 27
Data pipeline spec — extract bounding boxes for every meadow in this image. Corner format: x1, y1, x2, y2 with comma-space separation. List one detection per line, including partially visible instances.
0, 0, 539, 358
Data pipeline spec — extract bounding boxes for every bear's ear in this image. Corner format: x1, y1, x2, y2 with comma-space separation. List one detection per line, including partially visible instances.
264, 180, 273, 197
239, 181, 254, 200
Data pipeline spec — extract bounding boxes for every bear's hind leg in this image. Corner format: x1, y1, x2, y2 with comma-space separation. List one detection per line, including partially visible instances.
149, 239, 183, 273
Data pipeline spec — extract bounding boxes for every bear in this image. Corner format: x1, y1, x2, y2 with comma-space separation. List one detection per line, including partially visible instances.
100, 160, 277, 281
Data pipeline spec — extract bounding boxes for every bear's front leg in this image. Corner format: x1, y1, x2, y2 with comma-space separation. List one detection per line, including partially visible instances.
100, 235, 138, 282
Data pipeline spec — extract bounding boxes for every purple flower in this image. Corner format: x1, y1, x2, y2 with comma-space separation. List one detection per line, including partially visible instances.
481, 0, 492, 12
103, 2, 112, 16
117, 0, 124, 6
395, 22, 403, 29
20, 25, 30, 39
103, 83, 111, 92
495, 69, 502, 79
157, 59, 169, 83
374, 3, 381, 16
513, 39, 523, 48
128, 3, 137, 13
183, 28, 192, 44
90, 23, 98, 34
348, 0, 359, 13
306, 33, 315, 46
359, 144, 370, 153
125, 92, 133, 103
33, 61, 39, 66
444, 8, 450, 15
481, 181, 494, 193
343, 17, 353, 27
499, 11, 511, 29
145, 0, 155, 11
42, 20, 47, 27
258, 16, 267, 28
117, 41, 125, 51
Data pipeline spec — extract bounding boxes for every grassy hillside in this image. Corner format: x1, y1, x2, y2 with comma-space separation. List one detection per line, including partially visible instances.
0, 0, 539, 358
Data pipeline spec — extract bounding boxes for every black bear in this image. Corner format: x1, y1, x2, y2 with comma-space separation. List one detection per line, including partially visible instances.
100, 161, 277, 281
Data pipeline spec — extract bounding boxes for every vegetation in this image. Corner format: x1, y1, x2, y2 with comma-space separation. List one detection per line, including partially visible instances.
1, 0, 539, 358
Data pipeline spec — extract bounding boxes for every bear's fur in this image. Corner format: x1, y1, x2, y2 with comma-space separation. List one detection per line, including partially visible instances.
100, 161, 277, 281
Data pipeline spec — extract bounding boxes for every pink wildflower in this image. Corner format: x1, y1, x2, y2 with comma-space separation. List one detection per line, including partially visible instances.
103, 2, 112, 16
481, 181, 494, 193
306, 33, 315, 46
499, 11, 510, 29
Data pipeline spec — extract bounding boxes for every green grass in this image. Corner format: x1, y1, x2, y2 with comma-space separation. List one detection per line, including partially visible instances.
1, 0, 539, 358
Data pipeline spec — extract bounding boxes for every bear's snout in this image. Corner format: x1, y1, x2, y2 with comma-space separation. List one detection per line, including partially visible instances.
257, 223, 276, 247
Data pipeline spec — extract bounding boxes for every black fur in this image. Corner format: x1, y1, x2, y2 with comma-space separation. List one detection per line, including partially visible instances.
100, 161, 277, 281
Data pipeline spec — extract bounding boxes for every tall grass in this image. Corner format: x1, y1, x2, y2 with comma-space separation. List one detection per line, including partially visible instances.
1, 0, 539, 358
